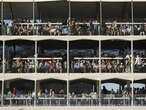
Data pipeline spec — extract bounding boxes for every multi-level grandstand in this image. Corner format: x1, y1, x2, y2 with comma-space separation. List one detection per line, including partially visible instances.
0, 0, 146, 110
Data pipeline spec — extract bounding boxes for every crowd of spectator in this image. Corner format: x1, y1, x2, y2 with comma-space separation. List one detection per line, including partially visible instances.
101, 59, 131, 73
70, 57, 131, 73
2, 18, 146, 36
5, 59, 67, 73
102, 21, 132, 35
134, 55, 146, 73
3, 19, 33, 35
3, 55, 146, 73
70, 60, 99, 73
1, 49, 146, 74
37, 89, 65, 98
5, 59, 35, 73
101, 85, 132, 106
134, 87, 146, 96
2, 83, 146, 106
37, 60, 67, 73
101, 86, 131, 96
4, 87, 33, 105
134, 24, 146, 35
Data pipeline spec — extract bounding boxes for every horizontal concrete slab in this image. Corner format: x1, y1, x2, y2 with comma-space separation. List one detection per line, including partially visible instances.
0, 106, 145, 110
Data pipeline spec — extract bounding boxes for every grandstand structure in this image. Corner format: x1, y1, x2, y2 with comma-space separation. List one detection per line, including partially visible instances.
0, 0, 146, 110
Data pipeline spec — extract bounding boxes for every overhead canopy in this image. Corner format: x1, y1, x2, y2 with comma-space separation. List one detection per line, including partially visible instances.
102, 2, 131, 21
4, 78, 34, 92
35, 1, 68, 21
38, 40, 67, 49
134, 79, 146, 84
3, 2, 33, 19
39, 78, 67, 91
70, 40, 99, 49
101, 40, 130, 49
133, 2, 146, 21
134, 40, 146, 49
69, 78, 98, 94
101, 78, 131, 85
71, 2, 99, 19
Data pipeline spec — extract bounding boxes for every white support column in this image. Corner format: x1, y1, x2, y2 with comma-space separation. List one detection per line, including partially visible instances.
3, 41, 5, 73
131, 0, 134, 35
69, 0, 71, 20
131, 79, 134, 106
1, 1, 3, 35
68, 0, 71, 35
99, 40, 101, 73
35, 41, 37, 73
67, 79, 70, 106
99, 80, 101, 106
99, 0, 102, 35
1, 80, 4, 106
67, 40, 69, 74
131, 40, 134, 73
67, 40, 70, 106
33, 0, 35, 35
34, 80, 37, 106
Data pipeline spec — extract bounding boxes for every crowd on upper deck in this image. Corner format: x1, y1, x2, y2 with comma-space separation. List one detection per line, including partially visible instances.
1, 18, 146, 36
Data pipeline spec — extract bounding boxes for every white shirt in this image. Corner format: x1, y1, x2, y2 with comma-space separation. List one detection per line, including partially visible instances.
135, 56, 142, 65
